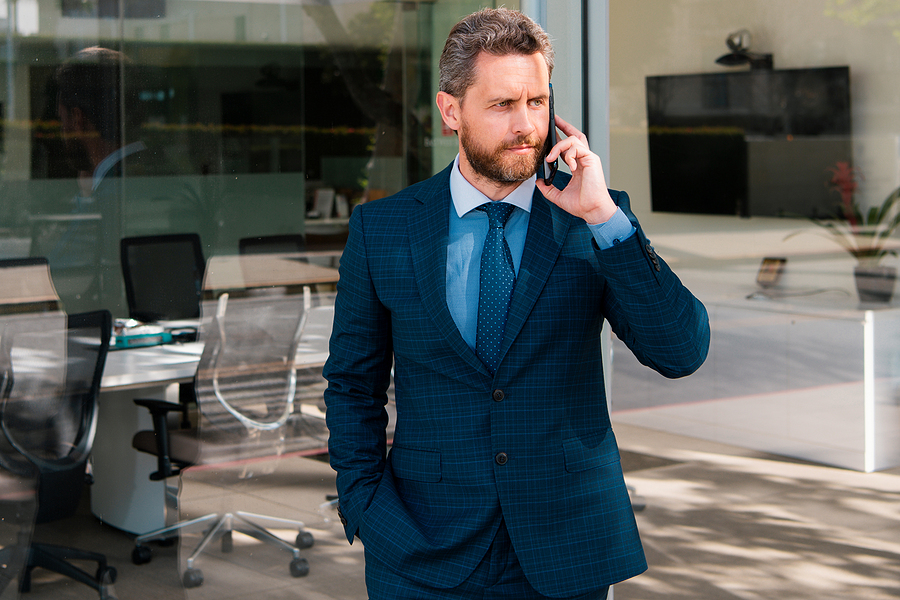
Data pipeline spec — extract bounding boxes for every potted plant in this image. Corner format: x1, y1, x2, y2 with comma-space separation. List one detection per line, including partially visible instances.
788, 162, 900, 303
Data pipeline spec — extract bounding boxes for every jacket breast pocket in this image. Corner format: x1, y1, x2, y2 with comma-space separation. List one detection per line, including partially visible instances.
562, 434, 619, 473
388, 446, 442, 483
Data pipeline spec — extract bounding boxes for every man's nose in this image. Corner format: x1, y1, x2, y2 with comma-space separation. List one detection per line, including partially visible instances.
510, 105, 536, 136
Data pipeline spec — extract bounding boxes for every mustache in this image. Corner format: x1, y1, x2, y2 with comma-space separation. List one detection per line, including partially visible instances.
501, 135, 541, 150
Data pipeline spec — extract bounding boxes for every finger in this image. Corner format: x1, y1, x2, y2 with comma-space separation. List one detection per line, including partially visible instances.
564, 149, 579, 173
535, 179, 558, 200
546, 135, 579, 162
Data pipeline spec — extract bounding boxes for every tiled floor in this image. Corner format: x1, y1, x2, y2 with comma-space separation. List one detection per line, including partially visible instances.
12, 423, 900, 600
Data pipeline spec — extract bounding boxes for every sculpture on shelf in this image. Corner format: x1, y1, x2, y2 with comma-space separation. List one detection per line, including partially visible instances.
787, 161, 900, 303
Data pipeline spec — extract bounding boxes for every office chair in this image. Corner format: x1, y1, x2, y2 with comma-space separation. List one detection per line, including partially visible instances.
130, 288, 323, 588
238, 233, 306, 256
0, 303, 117, 599
0, 263, 43, 596
120, 233, 205, 323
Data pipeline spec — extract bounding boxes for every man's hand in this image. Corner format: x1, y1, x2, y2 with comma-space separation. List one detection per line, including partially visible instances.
535, 115, 618, 225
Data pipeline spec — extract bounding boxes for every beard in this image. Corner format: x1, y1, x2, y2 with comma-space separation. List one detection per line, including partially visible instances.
63, 137, 94, 174
459, 121, 542, 185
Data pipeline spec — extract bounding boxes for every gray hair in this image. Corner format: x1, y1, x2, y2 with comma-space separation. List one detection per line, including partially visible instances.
439, 7, 554, 100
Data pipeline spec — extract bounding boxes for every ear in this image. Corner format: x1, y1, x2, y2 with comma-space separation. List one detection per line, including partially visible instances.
435, 91, 461, 133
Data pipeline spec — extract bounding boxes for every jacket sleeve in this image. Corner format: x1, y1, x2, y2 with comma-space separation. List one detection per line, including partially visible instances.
322, 207, 394, 543
596, 189, 710, 378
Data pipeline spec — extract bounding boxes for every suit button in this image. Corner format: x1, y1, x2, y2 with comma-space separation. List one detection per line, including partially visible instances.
495, 452, 508, 465
337, 507, 348, 526
492, 389, 505, 402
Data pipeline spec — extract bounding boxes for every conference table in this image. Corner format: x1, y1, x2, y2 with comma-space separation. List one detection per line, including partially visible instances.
93, 259, 337, 535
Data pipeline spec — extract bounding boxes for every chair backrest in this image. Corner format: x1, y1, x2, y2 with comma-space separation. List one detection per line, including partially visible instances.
120, 233, 205, 322
0, 261, 63, 593
0, 258, 61, 315
238, 234, 306, 256
0, 310, 111, 523
193, 288, 325, 464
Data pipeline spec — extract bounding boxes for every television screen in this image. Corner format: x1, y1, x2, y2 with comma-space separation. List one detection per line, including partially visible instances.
646, 66, 851, 218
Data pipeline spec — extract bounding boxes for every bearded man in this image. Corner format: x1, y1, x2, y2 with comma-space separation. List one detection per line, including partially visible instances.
324, 8, 710, 600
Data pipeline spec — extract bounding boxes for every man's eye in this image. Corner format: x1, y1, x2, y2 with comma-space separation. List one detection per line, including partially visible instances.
496, 101, 509, 107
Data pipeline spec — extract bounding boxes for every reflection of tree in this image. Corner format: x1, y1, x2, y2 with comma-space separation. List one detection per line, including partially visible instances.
303, 1, 431, 195
826, 0, 900, 42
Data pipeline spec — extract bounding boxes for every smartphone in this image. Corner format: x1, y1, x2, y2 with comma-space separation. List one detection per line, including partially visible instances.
536, 83, 558, 186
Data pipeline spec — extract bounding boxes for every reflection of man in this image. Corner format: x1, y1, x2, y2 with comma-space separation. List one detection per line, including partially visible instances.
47, 47, 145, 315
50, 47, 201, 316
325, 8, 710, 600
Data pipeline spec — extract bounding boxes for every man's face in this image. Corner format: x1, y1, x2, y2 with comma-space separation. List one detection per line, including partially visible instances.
58, 102, 93, 173
455, 52, 550, 189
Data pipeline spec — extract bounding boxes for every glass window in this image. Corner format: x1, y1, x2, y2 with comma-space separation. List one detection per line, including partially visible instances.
608, 0, 900, 472
1, 0, 502, 316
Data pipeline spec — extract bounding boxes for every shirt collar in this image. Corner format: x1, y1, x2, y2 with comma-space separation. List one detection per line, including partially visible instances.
449, 155, 534, 218
92, 141, 147, 192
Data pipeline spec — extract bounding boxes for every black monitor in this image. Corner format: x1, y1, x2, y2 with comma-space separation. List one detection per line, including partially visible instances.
646, 66, 851, 218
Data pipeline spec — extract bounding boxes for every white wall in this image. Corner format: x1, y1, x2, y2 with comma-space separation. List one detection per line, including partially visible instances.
609, 0, 900, 217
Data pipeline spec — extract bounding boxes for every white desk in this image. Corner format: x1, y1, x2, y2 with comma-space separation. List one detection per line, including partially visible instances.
92, 305, 333, 535
92, 343, 202, 535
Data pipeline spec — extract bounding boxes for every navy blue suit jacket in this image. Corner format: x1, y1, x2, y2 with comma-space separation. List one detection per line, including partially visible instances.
324, 163, 710, 596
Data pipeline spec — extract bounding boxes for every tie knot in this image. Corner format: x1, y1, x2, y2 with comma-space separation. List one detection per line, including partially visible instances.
478, 202, 515, 229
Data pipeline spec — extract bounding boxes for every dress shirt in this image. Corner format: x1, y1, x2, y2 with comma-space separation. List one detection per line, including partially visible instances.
92, 141, 147, 192
447, 156, 635, 350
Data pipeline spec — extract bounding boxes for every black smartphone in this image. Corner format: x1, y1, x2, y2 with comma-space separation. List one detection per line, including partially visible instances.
537, 83, 558, 185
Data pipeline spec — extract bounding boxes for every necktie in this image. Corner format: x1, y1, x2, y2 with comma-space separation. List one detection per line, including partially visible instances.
475, 202, 516, 374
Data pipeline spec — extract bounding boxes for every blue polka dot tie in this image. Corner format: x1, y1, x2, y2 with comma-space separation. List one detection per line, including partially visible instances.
476, 202, 516, 375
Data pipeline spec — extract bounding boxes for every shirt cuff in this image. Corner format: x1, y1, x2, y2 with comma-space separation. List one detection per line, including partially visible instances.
588, 208, 636, 249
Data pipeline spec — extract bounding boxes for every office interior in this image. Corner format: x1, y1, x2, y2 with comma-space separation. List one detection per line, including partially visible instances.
0, 0, 899, 598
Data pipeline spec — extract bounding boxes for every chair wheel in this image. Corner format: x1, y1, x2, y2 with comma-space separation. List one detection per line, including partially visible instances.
132, 546, 152, 565
295, 530, 314, 549
290, 558, 309, 578
183, 568, 204, 588
221, 531, 233, 553
97, 565, 118, 584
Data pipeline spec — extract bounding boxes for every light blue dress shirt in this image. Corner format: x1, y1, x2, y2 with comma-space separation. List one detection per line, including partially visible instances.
446, 156, 635, 350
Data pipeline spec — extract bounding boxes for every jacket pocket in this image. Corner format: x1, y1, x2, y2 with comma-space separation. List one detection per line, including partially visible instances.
562, 433, 619, 473
388, 446, 442, 483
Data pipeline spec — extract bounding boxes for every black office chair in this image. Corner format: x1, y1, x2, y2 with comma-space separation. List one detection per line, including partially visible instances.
130, 289, 324, 588
0, 258, 63, 594
0, 309, 116, 600
238, 233, 306, 256
120, 233, 205, 323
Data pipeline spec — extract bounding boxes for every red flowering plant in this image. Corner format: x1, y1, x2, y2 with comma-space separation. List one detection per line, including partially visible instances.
788, 161, 900, 267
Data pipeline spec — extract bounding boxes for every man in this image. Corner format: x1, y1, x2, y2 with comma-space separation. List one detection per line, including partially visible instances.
46, 47, 203, 315
323, 8, 710, 600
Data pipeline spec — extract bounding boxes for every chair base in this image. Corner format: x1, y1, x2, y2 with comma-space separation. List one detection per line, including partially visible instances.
132, 511, 313, 588
21, 542, 117, 600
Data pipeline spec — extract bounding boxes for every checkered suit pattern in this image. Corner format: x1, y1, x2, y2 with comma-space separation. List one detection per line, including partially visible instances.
324, 163, 710, 597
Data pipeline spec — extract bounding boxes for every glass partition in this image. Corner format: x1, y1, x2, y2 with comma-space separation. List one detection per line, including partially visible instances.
608, 0, 900, 471
0, 0, 499, 318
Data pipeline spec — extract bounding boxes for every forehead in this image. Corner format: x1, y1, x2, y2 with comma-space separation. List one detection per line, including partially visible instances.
468, 52, 549, 99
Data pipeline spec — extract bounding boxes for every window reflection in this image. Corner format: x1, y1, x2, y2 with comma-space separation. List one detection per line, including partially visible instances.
2, 0, 473, 317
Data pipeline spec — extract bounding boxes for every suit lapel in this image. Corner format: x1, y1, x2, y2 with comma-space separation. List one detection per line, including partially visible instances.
407, 166, 488, 375
500, 192, 570, 360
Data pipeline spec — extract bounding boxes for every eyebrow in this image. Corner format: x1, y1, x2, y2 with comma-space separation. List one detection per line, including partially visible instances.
485, 92, 549, 106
